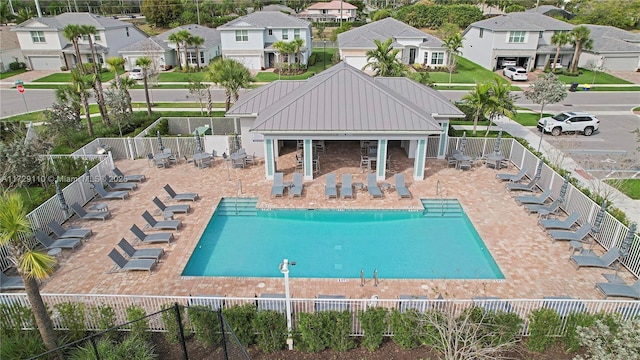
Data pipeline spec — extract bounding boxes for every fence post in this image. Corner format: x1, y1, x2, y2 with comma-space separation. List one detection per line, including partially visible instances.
218, 309, 229, 360
173, 303, 189, 360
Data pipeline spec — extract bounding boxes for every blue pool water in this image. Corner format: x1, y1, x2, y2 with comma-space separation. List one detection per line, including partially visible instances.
182, 201, 504, 279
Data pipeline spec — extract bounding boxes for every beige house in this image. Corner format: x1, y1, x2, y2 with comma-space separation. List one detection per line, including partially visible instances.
298, 1, 357, 22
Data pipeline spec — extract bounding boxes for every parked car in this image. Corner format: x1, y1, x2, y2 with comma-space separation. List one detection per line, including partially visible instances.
129, 67, 144, 80
499, 58, 517, 68
537, 112, 600, 136
503, 66, 528, 81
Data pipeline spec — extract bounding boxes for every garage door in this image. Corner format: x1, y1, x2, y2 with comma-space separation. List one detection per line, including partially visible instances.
29, 56, 60, 70
229, 55, 261, 70
343, 56, 368, 71
604, 56, 638, 71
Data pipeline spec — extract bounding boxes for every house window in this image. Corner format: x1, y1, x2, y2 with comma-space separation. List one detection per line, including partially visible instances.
268, 29, 273, 35
87, 54, 104, 64
294, 29, 300, 39
424, 53, 429, 63
187, 52, 198, 64
282, 29, 288, 40
94, 33, 101, 41
508, 31, 526, 43
539, 31, 543, 38
431, 52, 444, 65
30, 31, 45, 43
200, 52, 204, 64
479, 29, 483, 38
235, 30, 248, 42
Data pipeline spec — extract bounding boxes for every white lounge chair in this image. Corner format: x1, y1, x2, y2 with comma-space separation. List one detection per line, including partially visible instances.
270, 172, 285, 198
394, 174, 411, 199
367, 174, 383, 199
325, 174, 337, 199
289, 173, 303, 198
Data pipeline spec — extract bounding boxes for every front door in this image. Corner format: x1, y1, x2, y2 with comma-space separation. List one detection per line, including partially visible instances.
409, 48, 417, 65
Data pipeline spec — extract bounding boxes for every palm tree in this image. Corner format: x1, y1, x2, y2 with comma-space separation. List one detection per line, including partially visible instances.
168, 32, 183, 71
55, 84, 82, 120
189, 35, 204, 71
550, 31, 571, 71
63, 24, 84, 73
80, 24, 110, 125
106, 56, 126, 90
0, 193, 61, 359
176, 30, 192, 72
272, 40, 294, 75
136, 57, 153, 116
569, 26, 593, 73
363, 38, 406, 77
461, 81, 495, 135
70, 69, 94, 137
443, 33, 464, 88
0, 1, 15, 25
291, 38, 305, 69
15, 8, 34, 23
484, 78, 515, 136
206, 58, 253, 111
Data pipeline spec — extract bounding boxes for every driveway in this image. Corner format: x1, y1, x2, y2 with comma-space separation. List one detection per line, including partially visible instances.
607, 70, 640, 85
0, 70, 56, 87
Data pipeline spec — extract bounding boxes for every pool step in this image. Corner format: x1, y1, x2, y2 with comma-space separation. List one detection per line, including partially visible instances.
216, 198, 258, 216
421, 199, 463, 217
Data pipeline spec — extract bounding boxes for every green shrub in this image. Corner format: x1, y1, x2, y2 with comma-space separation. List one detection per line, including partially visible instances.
9, 61, 26, 70
88, 304, 116, 340
324, 310, 355, 352
0, 330, 46, 359
0, 302, 35, 336
463, 306, 523, 346
126, 305, 149, 341
358, 307, 388, 351
308, 52, 318, 66
526, 308, 562, 352
253, 310, 287, 353
389, 309, 422, 350
147, 118, 170, 136
160, 303, 187, 344
69, 334, 157, 360
55, 301, 87, 342
223, 303, 256, 347
188, 305, 221, 347
297, 312, 327, 352
562, 312, 596, 353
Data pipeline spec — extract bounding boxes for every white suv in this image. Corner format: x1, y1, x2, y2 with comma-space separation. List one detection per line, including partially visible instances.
503, 66, 528, 81
537, 112, 600, 136
129, 67, 144, 80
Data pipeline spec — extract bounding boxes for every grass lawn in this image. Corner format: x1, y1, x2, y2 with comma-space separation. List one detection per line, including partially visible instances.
157, 71, 207, 82
254, 48, 337, 82
425, 57, 509, 85
33, 71, 116, 82
555, 69, 631, 85
513, 112, 552, 127
0, 68, 28, 80
609, 179, 640, 200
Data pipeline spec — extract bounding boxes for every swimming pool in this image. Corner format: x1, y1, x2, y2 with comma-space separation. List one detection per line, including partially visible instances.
182, 199, 504, 279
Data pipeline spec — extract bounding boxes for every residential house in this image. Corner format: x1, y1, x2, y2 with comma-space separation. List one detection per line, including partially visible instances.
119, 24, 221, 71
461, 12, 574, 71
226, 62, 464, 181
11, 12, 147, 70
526, 5, 575, 20
338, 17, 447, 71
298, 1, 357, 22
218, 11, 312, 70
577, 25, 640, 71
259, 4, 296, 15
0, 26, 23, 72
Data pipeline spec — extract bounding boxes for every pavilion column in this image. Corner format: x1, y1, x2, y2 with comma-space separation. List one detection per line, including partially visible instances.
413, 139, 427, 181
303, 139, 314, 180
437, 120, 449, 159
264, 138, 276, 180
375, 139, 388, 181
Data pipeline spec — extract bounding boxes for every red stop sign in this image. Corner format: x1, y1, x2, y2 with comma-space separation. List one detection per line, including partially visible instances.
17, 85, 24, 93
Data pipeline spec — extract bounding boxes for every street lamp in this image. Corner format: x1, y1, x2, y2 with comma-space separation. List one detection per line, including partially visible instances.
279, 259, 296, 350
537, 119, 547, 152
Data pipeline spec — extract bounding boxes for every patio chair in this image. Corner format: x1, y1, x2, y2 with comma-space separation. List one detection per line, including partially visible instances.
367, 173, 383, 199
325, 174, 337, 199
394, 174, 411, 199
526, 198, 562, 214
112, 167, 145, 182
257, 293, 286, 313
506, 177, 539, 192
570, 247, 620, 269
548, 223, 592, 242
142, 211, 181, 231
289, 173, 303, 198
117, 238, 164, 260
497, 167, 527, 182
539, 212, 581, 230
152, 197, 190, 214
271, 172, 285, 198
516, 188, 552, 205
163, 184, 198, 202
35, 230, 82, 250
341, 174, 353, 199
95, 185, 129, 200
130, 224, 173, 244
1, 272, 24, 291
106, 180, 137, 191
108, 249, 156, 273
48, 220, 92, 240
596, 280, 640, 300
71, 203, 110, 221
315, 294, 349, 312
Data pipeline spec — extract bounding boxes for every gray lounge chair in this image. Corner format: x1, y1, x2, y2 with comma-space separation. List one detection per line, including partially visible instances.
526, 198, 562, 214
48, 220, 92, 240
152, 197, 190, 214
257, 293, 286, 313
289, 173, 303, 198
106, 180, 137, 191
1, 272, 24, 291
398, 295, 429, 313
539, 212, 581, 230
315, 294, 349, 312
497, 167, 527, 182
271, 172, 285, 198
130, 224, 173, 244
188, 295, 225, 311
112, 167, 145, 182
472, 296, 512, 313
95, 185, 129, 200
596, 280, 640, 300
142, 211, 181, 231
367, 173, 383, 199
548, 223, 592, 242
325, 174, 337, 199
71, 203, 110, 221
507, 177, 539, 192
108, 249, 156, 272
542, 296, 587, 316
341, 174, 353, 199
516, 188, 552, 205
394, 174, 411, 199
163, 184, 198, 202
117, 238, 164, 260
571, 247, 620, 269
35, 230, 82, 250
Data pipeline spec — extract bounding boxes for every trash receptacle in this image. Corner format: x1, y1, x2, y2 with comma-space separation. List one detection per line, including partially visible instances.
569, 83, 578, 92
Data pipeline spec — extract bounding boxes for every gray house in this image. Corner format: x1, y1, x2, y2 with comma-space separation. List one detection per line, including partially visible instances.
226, 62, 464, 181
578, 25, 640, 71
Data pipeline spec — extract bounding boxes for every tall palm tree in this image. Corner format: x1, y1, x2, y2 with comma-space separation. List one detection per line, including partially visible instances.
550, 31, 571, 71
106, 56, 126, 90
15, 8, 34, 23
136, 57, 153, 116
272, 40, 294, 75
70, 69, 94, 137
168, 32, 183, 71
443, 33, 464, 88
0, 193, 61, 359
177, 30, 192, 72
484, 78, 515, 136
206, 58, 253, 111
291, 38, 305, 69
462, 82, 496, 135
63, 24, 84, 73
189, 35, 204, 71
80, 24, 110, 125
363, 38, 406, 77
569, 26, 593, 73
